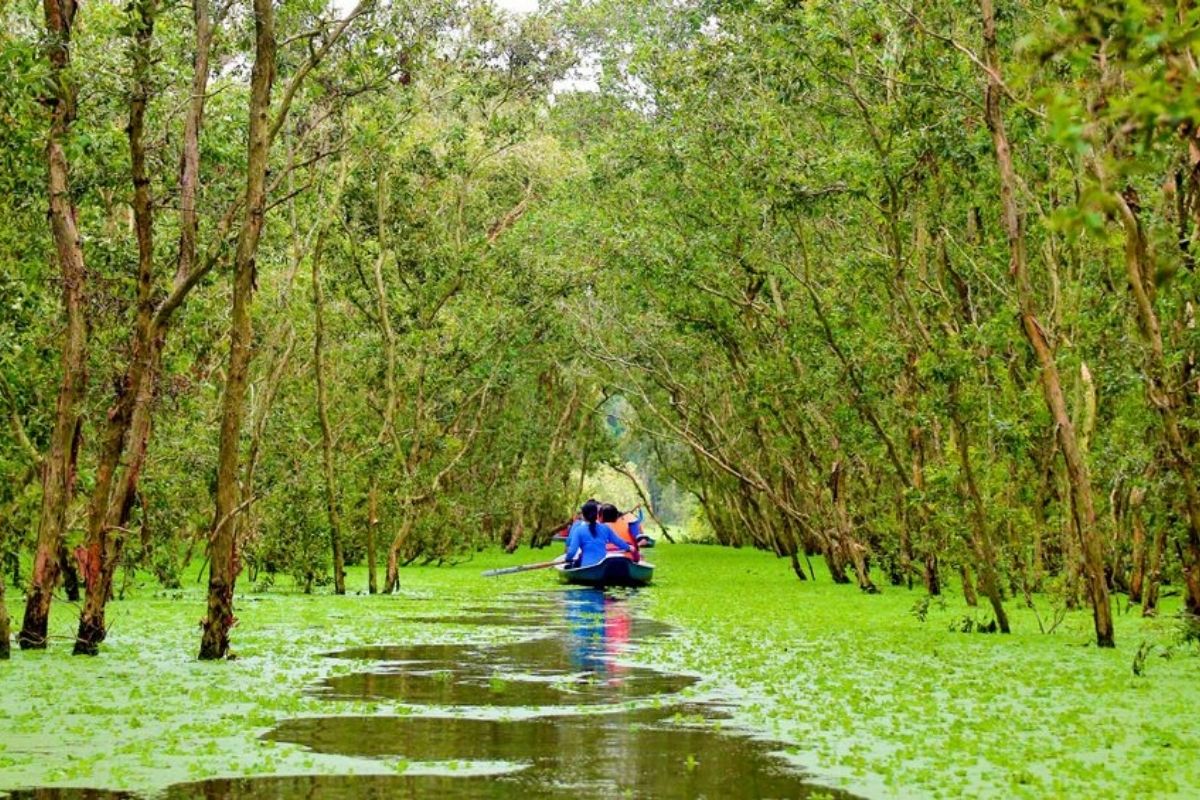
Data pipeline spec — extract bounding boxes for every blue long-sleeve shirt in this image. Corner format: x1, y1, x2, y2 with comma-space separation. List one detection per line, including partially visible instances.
629, 508, 644, 541
565, 520, 630, 566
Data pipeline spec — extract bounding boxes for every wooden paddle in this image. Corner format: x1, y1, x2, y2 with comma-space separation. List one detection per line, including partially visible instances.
482, 556, 565, 577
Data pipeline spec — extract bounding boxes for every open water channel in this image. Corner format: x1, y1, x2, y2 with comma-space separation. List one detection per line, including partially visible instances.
11, 589, 854, 799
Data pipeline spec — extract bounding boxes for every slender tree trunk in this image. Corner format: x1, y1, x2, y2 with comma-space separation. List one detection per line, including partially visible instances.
384, 512, 414, 594
1142, 520, 1168, 617
948, 383, 1010, 632
909, 419, 941, 596
505, 505, 526, 553
1128, 486, 1148, 604
960, 564, 979, 607
367, 478, 379, 594
74, 0, 216, 655
1110, 190, 1200, 614
1030, 471, 1048, 592
199, 0, 275, 660
371, 170, 399, 446
21, 0, 90, 651
831, 460, 876, 593
980, 0, 1113, 646
312, 230, 346, 595
924, 553, 941, 596
239, 323, 298, 559
74, 0, 158, 656
0, 525, 9, 659
789, 550, 809, 581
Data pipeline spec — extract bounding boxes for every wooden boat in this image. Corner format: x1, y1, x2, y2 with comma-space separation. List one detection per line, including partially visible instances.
557, 553, 654, 588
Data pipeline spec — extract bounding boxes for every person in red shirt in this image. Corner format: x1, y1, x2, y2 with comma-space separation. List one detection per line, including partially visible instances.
599, 503, 641, 561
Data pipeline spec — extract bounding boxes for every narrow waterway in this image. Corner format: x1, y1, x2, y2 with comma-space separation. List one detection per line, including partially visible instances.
10, 589, 854, 799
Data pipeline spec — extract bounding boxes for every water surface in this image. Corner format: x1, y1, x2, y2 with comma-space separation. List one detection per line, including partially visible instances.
11, 589, 854, 799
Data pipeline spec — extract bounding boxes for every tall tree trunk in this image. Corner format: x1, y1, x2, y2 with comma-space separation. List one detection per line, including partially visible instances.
21, 0, 90, 651
1142, 519, 1168, 617
371, 170, 399, 447
960, 564, 979, 607
924, 553, 941, 596
367, 478, 379, 594
1109, 189, 1200, 614
0, 524, 9, 659
980, 0, 1113, 646
199, 0, 275, 660
312, 229, 346, 595
1128, 486, 1148, 604
74, 0, 217, 655
948, 383, 1010, 632
384, 511, 414, 594
239, 322, 298, 558
74, 0, 158, 656
831, 460, 876, 593
908, 409, 941, 596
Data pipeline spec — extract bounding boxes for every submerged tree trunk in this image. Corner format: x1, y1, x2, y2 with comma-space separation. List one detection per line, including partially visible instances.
21, 0, 90, 651
199, 0, 276, 660
980, 0, 1113, 646
312, 229, 346, 595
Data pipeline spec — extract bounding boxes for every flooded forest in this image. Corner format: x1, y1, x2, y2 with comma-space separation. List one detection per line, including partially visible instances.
1, 0, 1199, 797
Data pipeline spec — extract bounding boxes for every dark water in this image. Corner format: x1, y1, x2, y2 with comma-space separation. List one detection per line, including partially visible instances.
316, 607, 693, 706
11, 590, 855, 800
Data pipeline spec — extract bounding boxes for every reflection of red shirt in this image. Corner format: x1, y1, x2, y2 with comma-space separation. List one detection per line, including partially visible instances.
604, 598, 631, 680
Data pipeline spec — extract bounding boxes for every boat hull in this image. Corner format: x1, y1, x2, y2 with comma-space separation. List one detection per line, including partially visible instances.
557, 555, 654, 588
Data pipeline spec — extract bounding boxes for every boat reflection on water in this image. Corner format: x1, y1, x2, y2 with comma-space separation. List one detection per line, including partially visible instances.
562, 589, 633, 682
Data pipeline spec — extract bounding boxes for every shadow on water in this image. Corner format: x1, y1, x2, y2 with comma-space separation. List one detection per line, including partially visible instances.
12, 589, 857, 800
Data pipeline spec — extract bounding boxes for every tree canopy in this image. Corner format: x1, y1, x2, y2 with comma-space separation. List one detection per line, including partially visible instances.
3, 0, 1200, 656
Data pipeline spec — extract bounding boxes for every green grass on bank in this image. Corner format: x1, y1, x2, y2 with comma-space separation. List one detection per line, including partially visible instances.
0, 545, 1197, 799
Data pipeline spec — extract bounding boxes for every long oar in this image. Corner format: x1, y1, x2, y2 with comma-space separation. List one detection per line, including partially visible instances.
482, 556, 565, 577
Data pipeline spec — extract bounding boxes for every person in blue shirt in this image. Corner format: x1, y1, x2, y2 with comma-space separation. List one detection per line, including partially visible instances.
564, 499, 630, 568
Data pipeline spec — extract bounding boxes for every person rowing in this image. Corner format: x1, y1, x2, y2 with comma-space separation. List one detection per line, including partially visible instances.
565, 499, 631, 568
